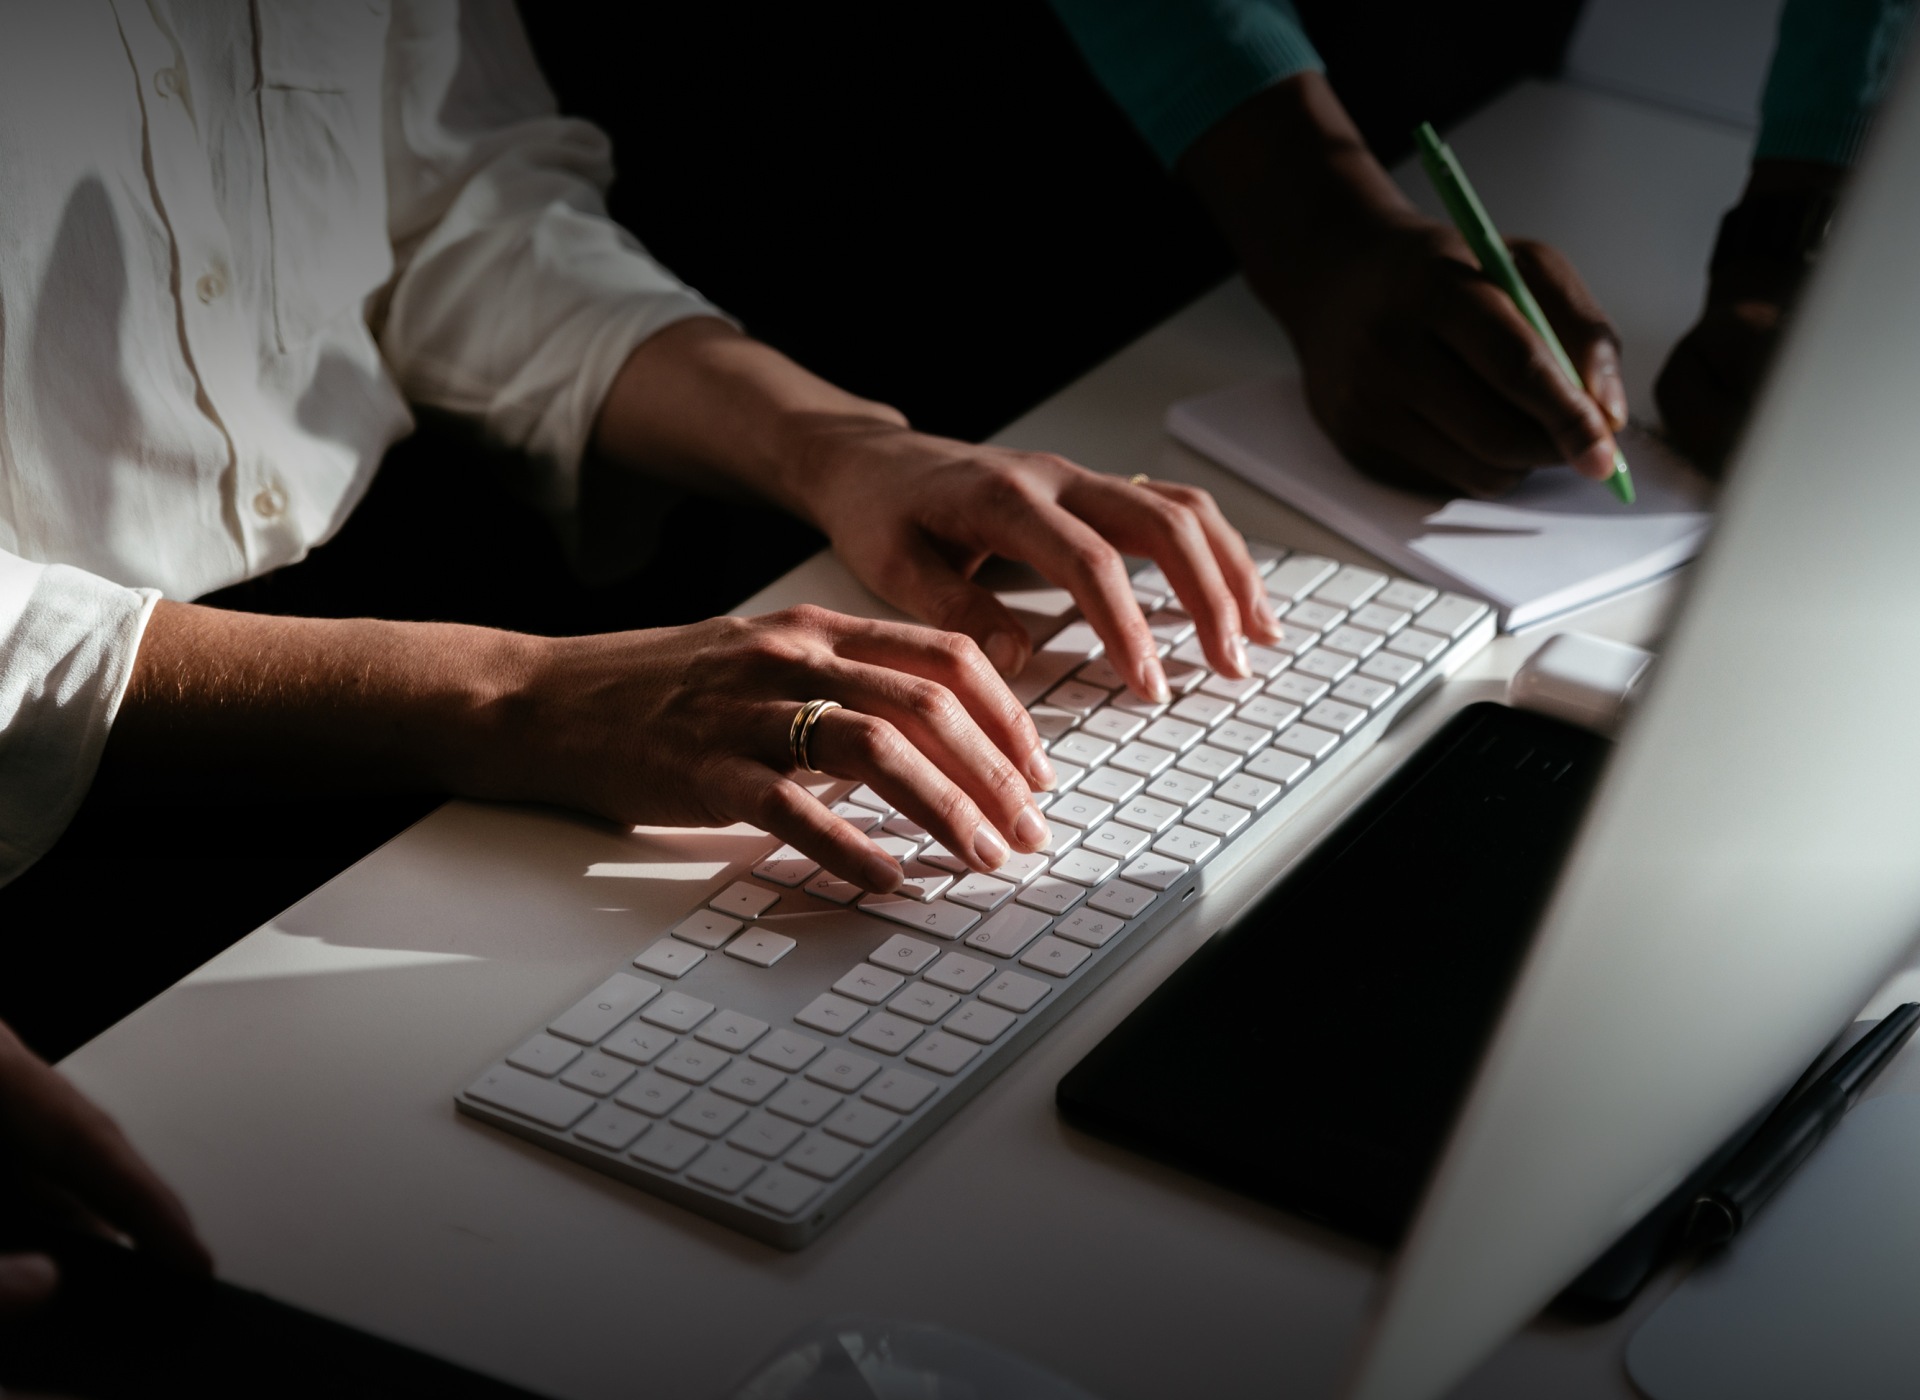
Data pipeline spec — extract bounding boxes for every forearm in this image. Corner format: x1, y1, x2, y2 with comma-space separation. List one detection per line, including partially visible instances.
98, 601, 534, 797
588, 317, 907, 529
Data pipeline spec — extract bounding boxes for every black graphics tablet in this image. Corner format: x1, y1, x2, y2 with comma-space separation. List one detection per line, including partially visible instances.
1058, 701, 1610, 1250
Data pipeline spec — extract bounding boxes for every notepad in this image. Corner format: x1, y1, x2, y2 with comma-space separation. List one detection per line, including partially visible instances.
1166, 374, 1715, 631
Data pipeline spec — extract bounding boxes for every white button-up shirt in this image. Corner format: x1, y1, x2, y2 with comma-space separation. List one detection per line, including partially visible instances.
0, 1, 720, 880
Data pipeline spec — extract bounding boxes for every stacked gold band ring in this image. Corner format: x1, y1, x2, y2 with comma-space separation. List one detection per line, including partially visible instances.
1128, 473, 1151, 486
788, 698, 841, 774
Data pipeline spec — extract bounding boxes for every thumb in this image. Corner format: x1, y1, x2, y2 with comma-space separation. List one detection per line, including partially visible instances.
1510, 238, 1629, 431
879, 538, 1032, 678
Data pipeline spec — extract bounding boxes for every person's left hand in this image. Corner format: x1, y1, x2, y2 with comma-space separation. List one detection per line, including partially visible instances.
795, 419, 1281, 703
0, 1017, 211, 1307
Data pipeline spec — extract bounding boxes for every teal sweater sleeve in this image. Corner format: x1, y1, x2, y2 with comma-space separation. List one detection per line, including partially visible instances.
1757, 0, 1917, 164
1049, 0, 1324, 167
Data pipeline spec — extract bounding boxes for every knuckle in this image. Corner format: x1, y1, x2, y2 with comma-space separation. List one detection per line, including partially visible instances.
903, 679, 960, 729
1070, 536, 1121, 581
754, 777, 812, 829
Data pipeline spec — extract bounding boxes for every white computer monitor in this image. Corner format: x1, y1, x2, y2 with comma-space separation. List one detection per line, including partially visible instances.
1348, 40, 1920, 1400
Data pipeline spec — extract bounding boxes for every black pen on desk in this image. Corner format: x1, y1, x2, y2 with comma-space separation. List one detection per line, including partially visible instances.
1687, 1000, 1920, 1246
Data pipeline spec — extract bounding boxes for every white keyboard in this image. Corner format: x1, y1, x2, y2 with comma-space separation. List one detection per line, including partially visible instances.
456, 547, 1495, 1247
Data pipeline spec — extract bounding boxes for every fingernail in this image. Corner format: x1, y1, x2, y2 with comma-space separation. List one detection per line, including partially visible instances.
1027, 746, 1058, 791
0, 1255, 57, 1308
1013, 805, 1049, 852
1226, 636, 1250, 679
984, 631, 1025, 678
972, 824, 1010, 871
1141, 656, 1171, 704
1255, 599, 1285, 642
863, 852, 903, 893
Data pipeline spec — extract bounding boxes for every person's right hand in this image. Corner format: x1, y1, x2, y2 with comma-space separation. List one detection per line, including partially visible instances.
0, 1017, 211, 1312
475, 606, 1054, 893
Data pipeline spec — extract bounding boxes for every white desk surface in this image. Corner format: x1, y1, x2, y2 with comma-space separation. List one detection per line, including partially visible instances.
64, 82, 1767, 1400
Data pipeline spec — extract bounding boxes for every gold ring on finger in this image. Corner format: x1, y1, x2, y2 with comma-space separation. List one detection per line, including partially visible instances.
793, 698, 842, 774
1128, 472, 1150, 486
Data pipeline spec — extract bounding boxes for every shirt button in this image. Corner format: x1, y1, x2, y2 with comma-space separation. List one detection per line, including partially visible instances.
196, 270, 227, 304
154, 67, 181, 99
253, 487, 287, 520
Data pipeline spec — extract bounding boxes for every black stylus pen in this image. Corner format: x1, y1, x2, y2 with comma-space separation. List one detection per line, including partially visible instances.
1687, 1000, 1920, 1245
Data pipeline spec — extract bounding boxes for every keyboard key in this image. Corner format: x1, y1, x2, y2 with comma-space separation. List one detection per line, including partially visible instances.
868, 933, 940, 974
575, 1103, 650, 1152
1055, 908, 1127, 946
804, 871, 862, 905
696, 1010, 770, 1053
1139, 717, 1206, 753
1270, 622, 1324, 655
673, 1091, 748, 1139
1417, 593, 1490, 638
1077, 655, 1129, 689
730, 1111, 808, 1159
1131, 563, 1174, 595
1076, 765, 1145, 805
686, 1144, 763, 1193
845, 785, 893, 813
1027, 705, 1078, 744
1114, 793, 1182, 834
1081, 707, 1146, 744
1313, 565, 1388, 609
1083, 821, 1152, 862
806, 1048, 880, 1092
1273, 723, 1340, 761
1020, 935, 1093, 978
1294, 648, 1358, 682
831, 801, 882, 832
1333, 675, 1395, 710
1350, 602, 1411, 635
641, 991, 715, 1033
744, 1167, 822, 1216
601, 1021, 677, 1065
1145, 769, 1212, 808
1145, 609, 1196, 646
633, 938, 705, 980
507, 1033, 581, 1077
1359, 650, 1422, 686
1377, 578, 1438, 611
887, 862, 950, 903
1245, 539, 1287, 574
787, 1133, 862, 1180
656, 1042, 731, 1085
1109, 741, 1176, 778
1304, 699, 1368, 735
1266, 554, 1338, 601
1238, 696, 1301, 731
1187, 799, 1252, 838
749, 1028, 824, 1073
1286, 599, 1347, 633
1052, 732, 1117, 769
710, 1061, 786, 1105
711, 882, 780, 920
1268, 671, 1331, 707
794, 993, 868, 1036
905, 1032, 981, 1076
1160, 659, 1207, 694
1045, 681, 1110, 717
964, 905, 1051, 958
1010, 648, 1088, 706
864, 1067, 939, 1113
752, 846, 819, 888
1154, 825, 1220, 864
767, 1081, 843, 1126
1217, 773, 1282, 812
1048, 790, 1115, 829
942, 1001, 1018, 1044
1321, 626, 1385, 660
1175, 745, 1242, 782
834, 964, 907, 1005
560, 1051, 637, 1097
887, 984, 961, 1024
1171, 693, 1235, 727
616, 1070, 692, 1117
858, 896, 980, 940
979, 970, 1050, 1013
923, 952, 995, 994
629, 1123, 706, 1172
1209, 719, 1272, 757
1109, 689, 1172, 719
1383, 628, 1448, 663
1198, 673, 1264, 703
871, 835, 922, 862
825, 1100, 902, 1146
1088, 879, 1156, 920
1242, 644, 1293, 678
1016, 875, 1085, 915
1123, 851, 1189, 891
1244, 747, 1312, 787
1043, 619, 1104, 658
670, 911, 744, 951
1038, 819, 1082, 857
849, 1012, 924, 1055
1051, 847, 1120, 887
881, 814, 930, 842
467, 1067, 594, 1130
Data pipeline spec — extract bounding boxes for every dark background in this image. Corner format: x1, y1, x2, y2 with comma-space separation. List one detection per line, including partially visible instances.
3, 0, 1582, 1064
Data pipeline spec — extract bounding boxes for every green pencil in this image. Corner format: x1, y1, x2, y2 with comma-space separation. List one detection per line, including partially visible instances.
1413, 121, 1635, 505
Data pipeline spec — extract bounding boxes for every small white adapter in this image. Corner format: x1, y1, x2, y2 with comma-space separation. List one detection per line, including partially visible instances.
1507, 631, 1655, 735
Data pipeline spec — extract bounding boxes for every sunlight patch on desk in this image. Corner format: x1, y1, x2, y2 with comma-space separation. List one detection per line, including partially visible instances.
585, 860, 729, 882
186, 926, 483, 985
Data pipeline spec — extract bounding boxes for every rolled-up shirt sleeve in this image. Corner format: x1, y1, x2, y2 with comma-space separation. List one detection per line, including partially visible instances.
0, 552, 158, 886
375, 0, 726, 513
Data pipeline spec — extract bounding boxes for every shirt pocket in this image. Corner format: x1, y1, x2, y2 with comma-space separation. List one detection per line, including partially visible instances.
255, 0, 393, 350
